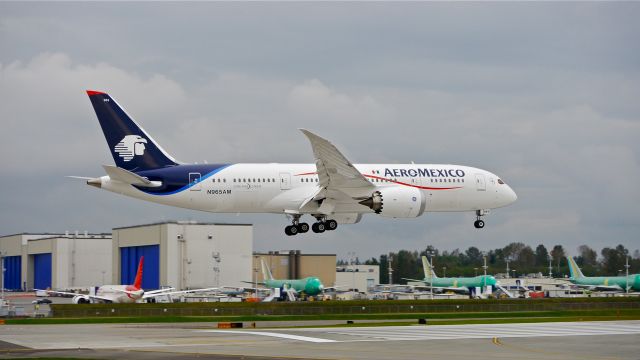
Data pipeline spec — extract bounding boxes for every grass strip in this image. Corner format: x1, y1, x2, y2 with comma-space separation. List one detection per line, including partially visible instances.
5, 309, 640, 325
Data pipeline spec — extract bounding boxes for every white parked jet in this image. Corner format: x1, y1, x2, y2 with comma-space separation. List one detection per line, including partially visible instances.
43, 257, 218, 304
83, 90, 517, 235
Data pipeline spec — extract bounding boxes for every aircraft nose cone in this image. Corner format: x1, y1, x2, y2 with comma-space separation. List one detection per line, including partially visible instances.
508, 186, 517, 203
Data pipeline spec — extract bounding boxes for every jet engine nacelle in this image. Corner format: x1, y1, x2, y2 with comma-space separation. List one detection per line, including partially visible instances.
359, 186, 426, 218
72, 295, 91, 304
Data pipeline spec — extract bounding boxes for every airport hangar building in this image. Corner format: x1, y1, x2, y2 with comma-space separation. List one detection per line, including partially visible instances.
0, 232, 113, 291
1, 221, 253, 291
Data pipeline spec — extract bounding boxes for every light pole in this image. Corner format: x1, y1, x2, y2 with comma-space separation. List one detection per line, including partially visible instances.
347, 251, 356, 291
482, 254, 488, 289
548, 255, 553, 279
426, 250, 435, 300
253, 261, 259, 300
506, 258, 510, 279
512, 269, 516, 279
1, 251, 4, 302
213, 252, 221, 297
474, 268, 478, 277
625, 256, 630, 295
388, 253, 393, 285
442, 266, 446, 278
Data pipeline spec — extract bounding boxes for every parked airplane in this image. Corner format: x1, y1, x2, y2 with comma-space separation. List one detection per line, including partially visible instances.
403, 256, 497, 295
83, 91, 517, 235
43, 257, 218, 303
567, 257, 640, 292
246, 259, 326, 300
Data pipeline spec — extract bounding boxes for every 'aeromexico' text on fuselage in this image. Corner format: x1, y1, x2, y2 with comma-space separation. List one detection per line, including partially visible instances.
384, 168, 466, 178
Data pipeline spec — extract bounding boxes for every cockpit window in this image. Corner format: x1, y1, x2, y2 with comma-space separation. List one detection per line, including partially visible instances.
497, 179, 505, 185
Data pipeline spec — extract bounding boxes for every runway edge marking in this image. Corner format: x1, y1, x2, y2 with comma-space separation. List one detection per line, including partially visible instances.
197, 330, 337, 343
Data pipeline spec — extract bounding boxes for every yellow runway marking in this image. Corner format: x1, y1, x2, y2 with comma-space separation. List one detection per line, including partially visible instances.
491, 337, 502, 346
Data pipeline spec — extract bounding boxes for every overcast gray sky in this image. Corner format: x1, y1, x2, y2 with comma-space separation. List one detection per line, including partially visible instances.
1, 2, 639, 260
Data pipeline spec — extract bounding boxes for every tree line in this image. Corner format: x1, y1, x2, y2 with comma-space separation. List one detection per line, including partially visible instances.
340, 243, 640, 284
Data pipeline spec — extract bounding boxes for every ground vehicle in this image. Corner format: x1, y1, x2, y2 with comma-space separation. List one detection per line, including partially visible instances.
32, 298, 52, 305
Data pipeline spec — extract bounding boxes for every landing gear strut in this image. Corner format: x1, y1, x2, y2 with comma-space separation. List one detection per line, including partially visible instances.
474, 209, 487, 229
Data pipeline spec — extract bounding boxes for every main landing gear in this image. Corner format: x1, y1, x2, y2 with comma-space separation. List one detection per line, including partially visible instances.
285, 215, 337, 236
474, 209, 487, 229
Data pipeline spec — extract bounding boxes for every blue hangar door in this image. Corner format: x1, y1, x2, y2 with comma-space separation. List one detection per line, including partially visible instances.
120, 245, 159, 290
3, 256, 22, 290
33, 253, 52, 289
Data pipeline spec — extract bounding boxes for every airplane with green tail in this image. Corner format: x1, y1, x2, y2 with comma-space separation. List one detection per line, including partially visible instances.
567, 257, 640, 292
246, 258, 326, 300
404, 256, 497, 294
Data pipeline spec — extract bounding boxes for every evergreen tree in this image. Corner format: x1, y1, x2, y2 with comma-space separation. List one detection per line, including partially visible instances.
550, 245, 566, 273
534, 244, 549, 267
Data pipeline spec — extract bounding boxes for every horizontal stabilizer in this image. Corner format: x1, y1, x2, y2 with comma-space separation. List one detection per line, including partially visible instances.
66, 176, 94, 180
102, 165, 162, 188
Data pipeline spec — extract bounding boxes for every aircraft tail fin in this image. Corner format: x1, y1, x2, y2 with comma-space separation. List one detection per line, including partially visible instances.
86, 90, 178, 172
261, 258, 274, 281
421, 255, 438, 281
133, 256, 144, 289
567, 257, 584, 279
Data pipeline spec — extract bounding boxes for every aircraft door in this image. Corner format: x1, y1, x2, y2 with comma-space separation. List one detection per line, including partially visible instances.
189, 173, 202, 191
475, 174, 486, 191
279, 173, 291, 190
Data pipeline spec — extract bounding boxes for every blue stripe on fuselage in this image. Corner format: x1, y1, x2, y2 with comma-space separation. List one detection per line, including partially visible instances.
134, 164, 232, 195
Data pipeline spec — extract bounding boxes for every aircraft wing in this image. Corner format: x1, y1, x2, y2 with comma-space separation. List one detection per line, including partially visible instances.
141, 287, 222, 299
42, 289, 114, 302
403, 282, 470, 295
573, 284, 624, 292
402, 278, 426, 283
143, 288, 176, 295
300, 130, 374, 207
241, 281, 266, 286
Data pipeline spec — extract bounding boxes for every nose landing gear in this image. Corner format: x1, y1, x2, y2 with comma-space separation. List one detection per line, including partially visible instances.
474, 209, 488, 229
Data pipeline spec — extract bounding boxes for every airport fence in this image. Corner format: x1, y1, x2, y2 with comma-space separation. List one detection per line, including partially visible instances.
50, 297, 640, 318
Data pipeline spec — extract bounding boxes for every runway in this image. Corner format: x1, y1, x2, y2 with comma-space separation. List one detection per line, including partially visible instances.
1, 320, 639, 359
203, 320, 640, 343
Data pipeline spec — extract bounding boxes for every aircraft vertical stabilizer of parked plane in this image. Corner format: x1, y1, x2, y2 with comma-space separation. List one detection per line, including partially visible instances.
567, 257, 640, 292
82, 90, 517, 235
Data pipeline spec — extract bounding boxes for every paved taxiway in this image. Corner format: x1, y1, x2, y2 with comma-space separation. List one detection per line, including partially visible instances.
1, 320, 638, 359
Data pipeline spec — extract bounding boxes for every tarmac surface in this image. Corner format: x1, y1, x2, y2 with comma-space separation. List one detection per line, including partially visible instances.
0, 320, 639, 359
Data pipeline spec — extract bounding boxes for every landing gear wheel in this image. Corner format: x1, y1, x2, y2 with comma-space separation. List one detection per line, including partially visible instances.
325, 219, 338, 231
285, 225, 299, 236
474, 219, 485, 229
312, 222, 326, 233
298, 223, 310, 233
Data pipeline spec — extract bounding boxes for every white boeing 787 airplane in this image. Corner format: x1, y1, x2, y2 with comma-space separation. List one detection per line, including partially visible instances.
83, 90, 517, 235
